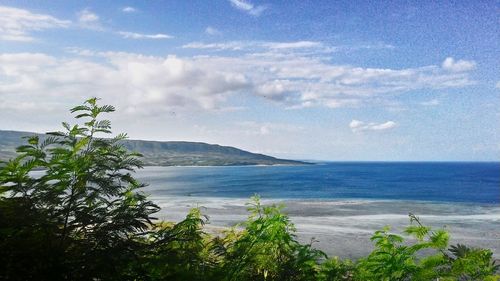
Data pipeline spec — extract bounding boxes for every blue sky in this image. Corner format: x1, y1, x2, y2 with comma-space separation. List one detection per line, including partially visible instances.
0, 0, 499, 161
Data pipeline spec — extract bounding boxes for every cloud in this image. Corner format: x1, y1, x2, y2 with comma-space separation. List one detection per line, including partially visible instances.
204, 51, 474, 109
76, 8, 103, 30
0, 49, 477, 115
263, 41, 322, 49
118, 31, 172, 39
64, 47, 98, 56
182, 40, 328, 53
205, 26, 221, 36
182, 40, 394, 55
496, 81, 500, 89
229, 0, 267, 16
182, 41, 247, 51
442, 57, 476, 72
349, 120, 397, 132
0, 6, 70, 41
353, 43, 396, 50
420, 99, 440, 106
0, 52, 250, 114
122, 6, 137, 13
77, 8, 99, 23
255, 80, 291, 100
235, 121, 303, 136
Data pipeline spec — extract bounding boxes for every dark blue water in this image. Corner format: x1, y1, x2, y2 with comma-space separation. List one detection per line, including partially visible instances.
139, 162, 500, 204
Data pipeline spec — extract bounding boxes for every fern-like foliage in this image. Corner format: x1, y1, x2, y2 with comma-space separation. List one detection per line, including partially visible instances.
1, 98, 498, 281
0, 98, 159, 281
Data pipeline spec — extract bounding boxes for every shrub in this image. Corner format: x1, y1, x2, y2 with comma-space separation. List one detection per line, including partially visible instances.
0, 98, 159, 280
1, 98, 498, 281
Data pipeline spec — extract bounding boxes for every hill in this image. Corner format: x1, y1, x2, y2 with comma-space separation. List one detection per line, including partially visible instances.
0, 130, 308, 166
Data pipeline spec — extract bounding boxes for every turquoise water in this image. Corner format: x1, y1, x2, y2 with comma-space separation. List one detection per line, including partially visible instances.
138, 162, 500, 204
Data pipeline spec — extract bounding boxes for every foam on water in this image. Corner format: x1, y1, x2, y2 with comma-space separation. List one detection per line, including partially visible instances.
139, 163, 500, 258
150, 195, 500, 258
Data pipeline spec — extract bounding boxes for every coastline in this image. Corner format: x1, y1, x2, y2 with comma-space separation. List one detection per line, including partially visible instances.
141, 162, 313, 168
150, 196, 500, 260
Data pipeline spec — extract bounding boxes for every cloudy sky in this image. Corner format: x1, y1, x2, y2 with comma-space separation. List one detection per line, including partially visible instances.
0, 0, 499, 161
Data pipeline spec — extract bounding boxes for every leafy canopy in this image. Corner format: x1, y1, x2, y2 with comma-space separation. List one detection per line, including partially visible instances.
0, 98, 159, 280
0, 98, 498, 281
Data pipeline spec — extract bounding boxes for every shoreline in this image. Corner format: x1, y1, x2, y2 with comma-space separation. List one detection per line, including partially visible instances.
145, 194, 500, 207
150, 196, 500, 259
141, 162, 313, 168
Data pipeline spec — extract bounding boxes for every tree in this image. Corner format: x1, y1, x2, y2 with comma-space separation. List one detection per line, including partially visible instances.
221, 196, 326, 281
0, 98, 159, 280
1, 98, 498, 280
356, 213, 500, 281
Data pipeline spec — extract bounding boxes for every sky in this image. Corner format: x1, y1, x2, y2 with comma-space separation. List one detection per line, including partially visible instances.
0, 0, 499, 161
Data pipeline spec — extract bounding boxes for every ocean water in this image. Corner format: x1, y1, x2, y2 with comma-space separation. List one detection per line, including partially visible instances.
136, 162, 500, 258
139, 162, 500, 204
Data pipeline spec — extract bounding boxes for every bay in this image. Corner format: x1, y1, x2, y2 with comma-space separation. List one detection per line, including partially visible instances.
140, 162, 500, 204
137, 162, 500, 258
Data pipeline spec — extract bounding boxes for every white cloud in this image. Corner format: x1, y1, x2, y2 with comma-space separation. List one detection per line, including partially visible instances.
230, 0, 253, 10
0, 49, 477, 115
118, 31, 172, 39
229, 0, 267, 16
372, 121, 397, 130
76, 8, 103, 30
122, 6, 137, 13
211, 51, 475, 109
182, 40, 394, 55
0, 52, 250, 114
235, 121, 303, 136
77, 8, 99, 23
349, 120, 397, 132
420, 99, 440, 106
496, 81, 500, 89
64, 47, 98, 56
354, 43, 396, 50
255, 80, 291, 100
349, 120, 364, 130
182, 40, 327, 53
442, 57, 476, 72
263, 41, 322, 49
182, 41, 247, 51
0, 6, 70, 41
205, 26, 221, 36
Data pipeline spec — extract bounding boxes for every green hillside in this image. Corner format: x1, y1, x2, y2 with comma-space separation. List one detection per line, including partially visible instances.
0, 130, 307, 166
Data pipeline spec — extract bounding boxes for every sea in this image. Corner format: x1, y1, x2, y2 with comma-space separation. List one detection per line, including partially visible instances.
136, 162, 500, 258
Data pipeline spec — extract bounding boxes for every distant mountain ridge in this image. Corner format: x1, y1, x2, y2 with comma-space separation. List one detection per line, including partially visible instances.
0, 130, 308, 166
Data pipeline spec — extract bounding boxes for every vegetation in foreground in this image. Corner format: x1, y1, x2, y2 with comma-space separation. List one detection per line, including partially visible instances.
0, 98, 498, 281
